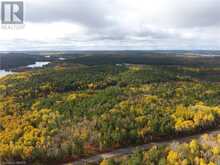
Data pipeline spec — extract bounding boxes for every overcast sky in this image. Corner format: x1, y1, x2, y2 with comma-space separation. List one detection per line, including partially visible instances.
0, 0, 220, 51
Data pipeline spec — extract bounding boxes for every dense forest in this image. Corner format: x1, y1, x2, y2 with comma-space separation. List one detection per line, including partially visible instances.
0, 54, 220, 164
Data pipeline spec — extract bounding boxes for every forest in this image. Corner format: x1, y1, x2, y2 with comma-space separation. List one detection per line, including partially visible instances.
0, 54, 220, 164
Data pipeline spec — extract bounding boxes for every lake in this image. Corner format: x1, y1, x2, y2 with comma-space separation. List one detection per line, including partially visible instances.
27, 61, 50, 68
58, 57, 66, 60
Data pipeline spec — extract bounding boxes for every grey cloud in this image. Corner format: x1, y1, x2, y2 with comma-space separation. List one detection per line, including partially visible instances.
25, 0, 220, 29
170, 0, 220, 27
26, 0, 114, 28
1, 0, 220, 50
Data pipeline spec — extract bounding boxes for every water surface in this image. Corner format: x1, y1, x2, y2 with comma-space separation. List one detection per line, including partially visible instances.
27, 62, 50, 68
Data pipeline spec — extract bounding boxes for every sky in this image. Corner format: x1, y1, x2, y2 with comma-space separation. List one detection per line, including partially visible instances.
0, 0, 220, 51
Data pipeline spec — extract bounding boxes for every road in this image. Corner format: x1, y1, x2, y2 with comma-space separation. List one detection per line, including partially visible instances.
67, 129, 220, 165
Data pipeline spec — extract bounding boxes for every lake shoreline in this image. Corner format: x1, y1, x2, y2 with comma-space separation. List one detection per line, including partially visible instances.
0, 61, 51, 78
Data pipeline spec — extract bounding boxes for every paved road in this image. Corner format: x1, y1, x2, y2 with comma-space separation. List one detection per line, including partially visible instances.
68, 129, 220, 165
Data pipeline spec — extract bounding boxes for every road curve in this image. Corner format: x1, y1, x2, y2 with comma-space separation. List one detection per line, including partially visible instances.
67, 129, 220, 165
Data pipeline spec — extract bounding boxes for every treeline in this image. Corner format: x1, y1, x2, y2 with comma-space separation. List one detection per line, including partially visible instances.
69, 54, 220, 67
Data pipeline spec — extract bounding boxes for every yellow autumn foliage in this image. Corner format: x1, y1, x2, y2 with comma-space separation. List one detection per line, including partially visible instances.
0, 109, 61, 160
173, 104, 220, 132
167, 150, 180, 164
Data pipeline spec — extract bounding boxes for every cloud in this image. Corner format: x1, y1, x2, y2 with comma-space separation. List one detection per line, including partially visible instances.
0, 0, 219, 50
26, 0, 114, 28
169, 0, 220, 27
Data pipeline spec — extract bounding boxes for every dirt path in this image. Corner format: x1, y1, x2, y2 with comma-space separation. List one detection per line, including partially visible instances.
67, 129, 220, 165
